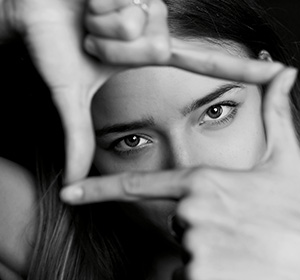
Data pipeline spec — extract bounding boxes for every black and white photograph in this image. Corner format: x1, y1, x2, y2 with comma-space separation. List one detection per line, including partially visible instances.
0, 0, 300, 279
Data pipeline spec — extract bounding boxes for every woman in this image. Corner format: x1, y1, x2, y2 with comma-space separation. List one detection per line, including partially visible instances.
0, 0, 299, 280
64, 0, 300, 279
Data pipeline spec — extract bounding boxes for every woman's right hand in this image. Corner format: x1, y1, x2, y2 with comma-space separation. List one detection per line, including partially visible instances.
62, 64, 300, 280
60, 34, 300, 279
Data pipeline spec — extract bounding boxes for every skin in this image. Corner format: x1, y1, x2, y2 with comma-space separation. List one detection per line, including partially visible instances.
0, 0, 170, 184
1, 0, 299, 279
92, 41, 267, 244
1, 0, 169, 277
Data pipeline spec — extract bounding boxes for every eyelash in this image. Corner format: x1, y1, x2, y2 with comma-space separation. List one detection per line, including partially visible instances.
199, 101, 239, 127
109, 101, 240, 155
109, 134, 152, 156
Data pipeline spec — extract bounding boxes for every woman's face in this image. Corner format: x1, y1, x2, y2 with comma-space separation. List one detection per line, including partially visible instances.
92, 41, 266, 238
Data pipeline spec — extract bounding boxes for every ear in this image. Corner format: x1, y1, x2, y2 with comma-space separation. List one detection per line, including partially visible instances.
258, 50, 273, 62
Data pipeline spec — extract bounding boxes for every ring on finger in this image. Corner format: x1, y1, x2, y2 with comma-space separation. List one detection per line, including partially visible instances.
132, 0, 149, 16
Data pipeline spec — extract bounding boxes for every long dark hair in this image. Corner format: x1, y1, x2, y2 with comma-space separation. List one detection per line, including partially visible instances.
18, 0, 299, 279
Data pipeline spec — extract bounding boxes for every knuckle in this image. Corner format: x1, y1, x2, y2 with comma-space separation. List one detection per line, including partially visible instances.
85, 16, 101, 35
176, 168, 199, 194
120, 172, 143, 195
181, 167, 214, 194
200, 52, 219, 73
272, 103, 290, 118
183, 168, 225, 202
147, 36, 171, 64
176, 199, 199, 223
197, 168, 217, 189
182, 229, 200, 252
118, 16, 142, 41
151, 0, 168, 18
183, 234, 214, 280
84, 37, 99, 57
185, 258, 204, 280
238, 62, 253, 81
199, 167, 215, 181
83, 179, 107, 202
94, 43, 118, 64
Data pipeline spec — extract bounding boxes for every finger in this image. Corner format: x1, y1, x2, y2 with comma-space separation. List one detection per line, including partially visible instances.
54, 98, 95, 184
170, 38, 284, 84
85, 34, 170, 65
262, 67, 298, 159
57, 63, 123, 184
85, 5, 147, 41
88, 0, 132, 15
84, 0, 170, 65
176, 196, 236, 230
60, 168, 198, 204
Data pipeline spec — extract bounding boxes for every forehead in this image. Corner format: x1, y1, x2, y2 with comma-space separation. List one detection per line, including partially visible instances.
92, 40, 250, 126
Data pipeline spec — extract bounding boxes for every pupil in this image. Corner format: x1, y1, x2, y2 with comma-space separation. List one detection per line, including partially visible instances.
124, 135, 140, 147
207, 105, 223, 119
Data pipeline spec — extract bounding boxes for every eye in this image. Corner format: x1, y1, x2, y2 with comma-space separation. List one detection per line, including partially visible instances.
113, 134, 151, 153
206, 105, 225, 119
200, 101, 239, 126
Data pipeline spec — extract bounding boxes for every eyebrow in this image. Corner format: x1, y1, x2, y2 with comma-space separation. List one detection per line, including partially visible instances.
181, 83, 243, 116
95, 83, 243, 138
95, 117, 155, 138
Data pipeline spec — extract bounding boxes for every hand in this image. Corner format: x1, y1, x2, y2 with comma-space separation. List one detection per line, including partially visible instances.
60, 41, 287, 202
84, 0, 170, 65
60, 45, 300, 279
2, 0, 170, 183
170, 71, 300, 280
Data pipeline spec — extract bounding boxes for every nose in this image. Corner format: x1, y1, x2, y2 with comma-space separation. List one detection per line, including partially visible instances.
163, 137, 202, 169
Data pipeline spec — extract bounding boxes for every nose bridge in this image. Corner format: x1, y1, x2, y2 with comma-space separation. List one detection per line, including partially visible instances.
164, 132, 200, 169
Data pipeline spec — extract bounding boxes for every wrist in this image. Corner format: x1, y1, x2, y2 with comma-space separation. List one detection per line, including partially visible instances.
0, 0, 19, 43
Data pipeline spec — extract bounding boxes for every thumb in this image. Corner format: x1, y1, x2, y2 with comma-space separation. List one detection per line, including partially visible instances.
55, 96, 95, 184
263, 67, 298, 160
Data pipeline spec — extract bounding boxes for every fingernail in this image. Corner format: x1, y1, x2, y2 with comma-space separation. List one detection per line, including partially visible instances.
60, 186, 83, 202
282, 68, 298, 93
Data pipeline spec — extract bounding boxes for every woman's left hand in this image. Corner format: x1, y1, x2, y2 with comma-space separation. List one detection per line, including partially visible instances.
2, 0, 170, 184
61, 59, 300, 279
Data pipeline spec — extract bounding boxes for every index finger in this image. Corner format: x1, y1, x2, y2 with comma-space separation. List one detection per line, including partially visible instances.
170, 38, 284, 84
60, 168, 193, 204
55, 97, 95, 184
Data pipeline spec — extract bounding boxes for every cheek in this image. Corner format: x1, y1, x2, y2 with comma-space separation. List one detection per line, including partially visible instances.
94, 147, 164, 175
94, 149, 177, 240
205, 128, 266, 169
200, 111, 266, 170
